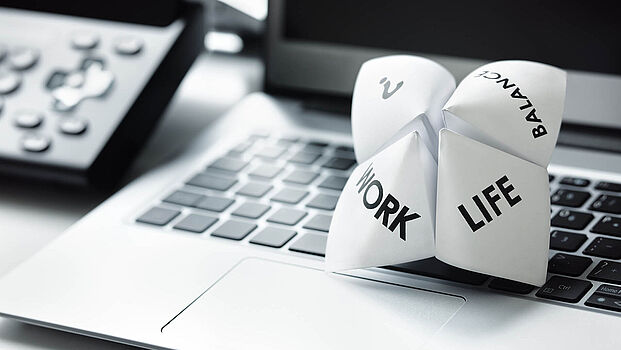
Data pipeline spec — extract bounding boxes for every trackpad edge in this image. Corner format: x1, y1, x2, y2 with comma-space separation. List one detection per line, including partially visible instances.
162, 258, 465, 350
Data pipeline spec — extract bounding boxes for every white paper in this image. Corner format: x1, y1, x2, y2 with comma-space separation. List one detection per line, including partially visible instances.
435, 129, 550, 286
325, 131, 437, 272
351, 55, 455, 163
443, 60, 566, 168
326, 55, 565, 287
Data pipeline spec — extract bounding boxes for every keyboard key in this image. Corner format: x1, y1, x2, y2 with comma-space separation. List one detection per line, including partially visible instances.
322, 157, 355, 170
289, 151, 321, 165
588, 261, 621, 284
585, 292, 621, 312
550, 189, 590, 207
593, 284, 621, 298
488, 278, 535, 294
248, 164, 282, 179
231, 202, 271, 219
335, 145, 354, 153
596, 181, 621, 193
283, 170, 319, 185
250, 227, 297, 248
136, 207, 180, 226
547, 253, 592, 277
228, 141, 252, 157
271, 188, 309, 204
208, 157, 248, 173
267, 208, 307, 226
560, 177, 590, 187
306, 193, 339, 211
549, 174, 555, 182
195, 196, 235, 212
236, 182, 273, 197
591, 215, 621, 237
255, 145, 286, 159
386, 258, 489, 285
583, 237, 621, 259
549, 230, 587, 252
211, 220, 257, 240
551, 209, 594, 230
163, 190, 204, 207
173, 214, 218, 233
589, 194, 621, 214
535, 276, 592, 303
318, 175, 348, 191
289, 233, 327, 256
187, 172, 237, 191
303, 214, 332, 232
307, 141, 329, 148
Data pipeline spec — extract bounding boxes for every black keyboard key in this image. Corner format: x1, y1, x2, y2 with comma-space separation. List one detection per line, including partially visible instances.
173, 214, 218, 233
551, 209, 594, 230
588, 261, 621, 284
136, 207, 180, 226
560, 177, 590, 187
163, 190, 204, 207
386, 258, 489, 286
250, 227, 297, 248
303, 214, 332, 232
271, 188, 309, 204
303, 141, 329, 152
231, 202, 271, 219
236, 182, 273, 197
322, 157, 355, 171
283, 170, 319, 185
335, 145, 354, 153
585, 292, 621, 312
318, 175, 348, 191
187, 172, 237, 191
547, 253, 592, 277
488, 278, 535, 294
267, 208, 307, 226
211, 220, 257, 240
289, 233, 327, 256
593, 284, 621, 298
255, 145, 286, 159
208, 157, 248, 172
589, 194, 621, 214
306, 193, 339, 211
248, 164, 282, 179
535, 276, 592, 303
591, 215, 621, 237
550, 189, 591, 207
596, 181, 621, 193
195, 196, 235, 212
583, 237, 621, 259
549, 230, 588, 252
289, 151, 320, 165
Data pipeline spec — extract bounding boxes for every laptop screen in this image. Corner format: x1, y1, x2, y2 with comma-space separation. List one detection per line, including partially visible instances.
266, 0, 621, 133
284, 0, 620, 76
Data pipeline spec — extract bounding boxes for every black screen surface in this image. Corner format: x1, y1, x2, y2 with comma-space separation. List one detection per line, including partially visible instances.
285, 0, 621, 75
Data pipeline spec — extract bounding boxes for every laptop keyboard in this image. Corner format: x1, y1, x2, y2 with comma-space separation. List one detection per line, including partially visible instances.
135, 132, 621, 315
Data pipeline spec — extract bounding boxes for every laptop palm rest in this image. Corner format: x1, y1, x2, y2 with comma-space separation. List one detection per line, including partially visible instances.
162, 258, 466, 349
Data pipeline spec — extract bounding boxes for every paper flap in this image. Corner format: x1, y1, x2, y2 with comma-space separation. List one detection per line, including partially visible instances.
443, 60, 566, 167
352, 55, 455, 163
326, 132, 437, 272
435, 129, 550, 286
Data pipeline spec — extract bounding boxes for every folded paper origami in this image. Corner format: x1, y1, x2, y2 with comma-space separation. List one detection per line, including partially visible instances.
326, 55, 566, 286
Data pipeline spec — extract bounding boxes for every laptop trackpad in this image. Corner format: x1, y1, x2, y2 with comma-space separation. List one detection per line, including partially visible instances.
162, 258, 465, 349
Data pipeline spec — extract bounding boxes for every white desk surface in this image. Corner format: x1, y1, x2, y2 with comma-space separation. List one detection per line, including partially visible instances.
0, 52, 263, 349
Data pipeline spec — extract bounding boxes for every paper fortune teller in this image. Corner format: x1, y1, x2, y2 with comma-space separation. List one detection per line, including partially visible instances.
326, 56, 566, 286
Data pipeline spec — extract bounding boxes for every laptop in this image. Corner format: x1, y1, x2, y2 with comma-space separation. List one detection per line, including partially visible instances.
1, 0, 621, 348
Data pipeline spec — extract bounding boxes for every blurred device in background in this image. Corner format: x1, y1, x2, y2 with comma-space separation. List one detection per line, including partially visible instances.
0, 0, 203, 188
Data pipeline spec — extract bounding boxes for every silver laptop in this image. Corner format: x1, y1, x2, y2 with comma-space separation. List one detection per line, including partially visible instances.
1, 1, 621, 348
